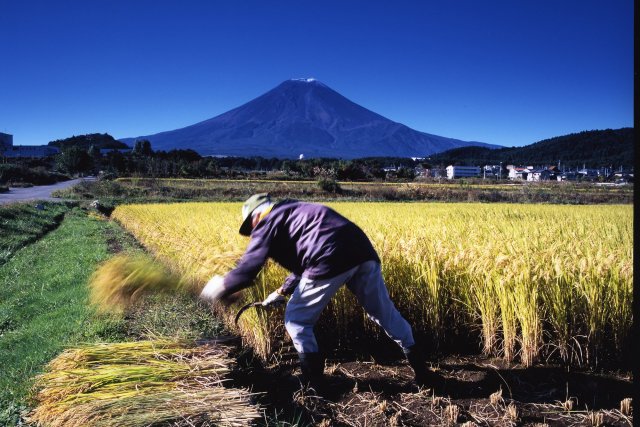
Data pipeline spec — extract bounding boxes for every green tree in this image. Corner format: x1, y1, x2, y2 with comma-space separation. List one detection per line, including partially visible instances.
396, 166, 416, 180
55, 146, 93, 175
105, 151, 126, 174
133, 140, 153, 156
337, 161, 368, 180
88, 144, 101, 159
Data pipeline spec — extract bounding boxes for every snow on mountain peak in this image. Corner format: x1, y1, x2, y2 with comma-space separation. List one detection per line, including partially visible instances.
291, 77, 316, 82
289, 78, 327, 87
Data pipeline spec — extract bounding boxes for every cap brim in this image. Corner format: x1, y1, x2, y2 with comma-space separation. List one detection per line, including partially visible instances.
239, 214, 253, 236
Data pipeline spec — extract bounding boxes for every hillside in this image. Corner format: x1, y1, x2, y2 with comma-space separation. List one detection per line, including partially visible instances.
428, 128, 634, 168
48, 133, 128, 150
120, 79, 499, 159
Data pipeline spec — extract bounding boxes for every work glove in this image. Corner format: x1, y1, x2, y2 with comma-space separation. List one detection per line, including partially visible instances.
262, 290, 285, 307
199, 275, 226, 304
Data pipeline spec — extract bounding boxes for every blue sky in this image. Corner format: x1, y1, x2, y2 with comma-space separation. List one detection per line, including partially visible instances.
1, 1, 633, 147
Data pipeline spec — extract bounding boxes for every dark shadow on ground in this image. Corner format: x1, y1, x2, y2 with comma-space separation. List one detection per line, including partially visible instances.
226, 347, 633, 426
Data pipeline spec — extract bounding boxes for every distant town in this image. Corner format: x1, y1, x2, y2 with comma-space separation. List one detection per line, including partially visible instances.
417, 164, 633, 184
0, 131, 634, 186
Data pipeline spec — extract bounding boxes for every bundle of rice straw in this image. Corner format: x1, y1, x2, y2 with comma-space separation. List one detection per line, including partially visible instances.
89, 254, 186, 313
27, 340, 261, 427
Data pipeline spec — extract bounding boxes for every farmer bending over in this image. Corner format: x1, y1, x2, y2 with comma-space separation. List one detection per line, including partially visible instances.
200, 193, 431, 390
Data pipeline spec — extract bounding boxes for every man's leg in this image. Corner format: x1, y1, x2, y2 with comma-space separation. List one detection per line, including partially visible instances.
345, 260, 415, 349
284, 266, 359, 387
346, 260, 436, 387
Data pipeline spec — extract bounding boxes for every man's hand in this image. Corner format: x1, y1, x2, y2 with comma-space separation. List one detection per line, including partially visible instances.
199, 275, 226, 304
262, 289, 285, 307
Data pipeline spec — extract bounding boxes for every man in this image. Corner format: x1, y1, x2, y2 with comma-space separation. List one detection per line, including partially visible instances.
200, 193, 431, 389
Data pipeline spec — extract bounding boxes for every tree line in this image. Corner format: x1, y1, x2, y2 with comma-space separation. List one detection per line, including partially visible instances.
40, 133, 420, 180
92, 146, 420, 181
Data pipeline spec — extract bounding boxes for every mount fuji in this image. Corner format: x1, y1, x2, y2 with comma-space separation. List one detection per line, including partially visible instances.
120, 79, 499, 158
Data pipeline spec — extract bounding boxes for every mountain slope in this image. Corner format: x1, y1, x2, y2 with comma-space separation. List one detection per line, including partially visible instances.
428, 128, 634, 168
120, 79, 498, 158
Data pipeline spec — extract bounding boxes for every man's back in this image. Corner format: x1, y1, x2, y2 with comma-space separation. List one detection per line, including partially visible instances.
259, 200, 380, 279
224, 200, 380, 293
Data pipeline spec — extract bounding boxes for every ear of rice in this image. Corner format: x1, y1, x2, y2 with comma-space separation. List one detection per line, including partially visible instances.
89, 254, 184, 313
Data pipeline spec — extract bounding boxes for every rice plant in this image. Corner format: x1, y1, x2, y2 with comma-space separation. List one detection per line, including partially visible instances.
112, 202, 633, 367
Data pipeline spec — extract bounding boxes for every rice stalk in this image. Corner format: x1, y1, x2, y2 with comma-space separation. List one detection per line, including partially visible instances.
89, 254, 184, 313
28, 340, 261, 427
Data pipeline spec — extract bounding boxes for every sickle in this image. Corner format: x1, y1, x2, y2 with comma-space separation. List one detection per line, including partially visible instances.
234, 302, 263, 324
234, 300, 285, 325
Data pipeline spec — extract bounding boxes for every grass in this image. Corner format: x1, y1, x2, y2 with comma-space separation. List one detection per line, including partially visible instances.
0, 209, 126, 423
125, 292, 225, 340
0, 201, 71, 266
0, 206, 226, 425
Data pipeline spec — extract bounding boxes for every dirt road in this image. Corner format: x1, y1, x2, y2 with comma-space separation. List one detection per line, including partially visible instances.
0, 177, 94, 205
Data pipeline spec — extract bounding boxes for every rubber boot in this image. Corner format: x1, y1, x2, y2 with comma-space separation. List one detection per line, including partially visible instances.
298, 352, 326, 394
404, 345, 443, 390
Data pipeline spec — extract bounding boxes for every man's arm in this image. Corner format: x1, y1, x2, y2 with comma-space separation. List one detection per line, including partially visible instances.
279, 273, 301, 296
221, 234, 271, 297
261, 273, 299, 306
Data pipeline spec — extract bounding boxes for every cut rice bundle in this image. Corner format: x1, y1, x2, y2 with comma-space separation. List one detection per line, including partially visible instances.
28, 340, 261, 427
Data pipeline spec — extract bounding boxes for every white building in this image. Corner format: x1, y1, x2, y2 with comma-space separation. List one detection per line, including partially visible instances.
482, 165, 497, 178
527, 169, 551, 181
507, 166, 530, 180
446, 165, 480, 179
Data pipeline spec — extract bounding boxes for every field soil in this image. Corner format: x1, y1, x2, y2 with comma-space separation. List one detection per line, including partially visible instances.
229, 349, 633, 426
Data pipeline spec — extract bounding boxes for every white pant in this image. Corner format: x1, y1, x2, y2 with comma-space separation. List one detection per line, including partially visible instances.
284, 260, 415, 353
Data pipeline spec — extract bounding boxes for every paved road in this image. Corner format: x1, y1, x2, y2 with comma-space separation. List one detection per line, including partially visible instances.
0, 177, 95, 205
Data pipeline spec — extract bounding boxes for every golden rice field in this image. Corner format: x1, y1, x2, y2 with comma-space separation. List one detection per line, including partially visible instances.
111, 202, 632, 367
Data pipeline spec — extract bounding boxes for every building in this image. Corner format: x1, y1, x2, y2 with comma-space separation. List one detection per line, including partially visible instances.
612, 172, 634, 184
1, 133, 59, 158
557, 171, 578, 181
507, 167, 529, 180
506, 165, 532, 180
446, 165, 480, 179
0, 132, 13, 151
527, 169, 551, 181
3, 145, 59, 158
482, 165, 502, 178
507, 165, 559, 181
577, 168, 599, 178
